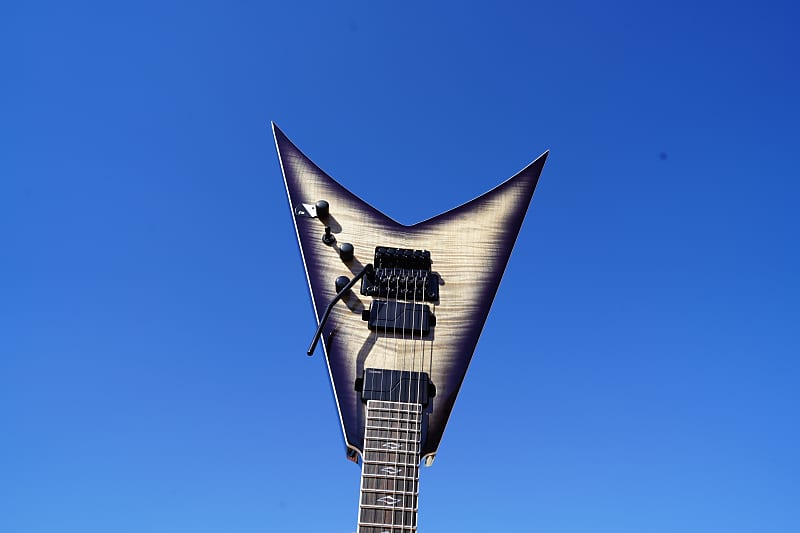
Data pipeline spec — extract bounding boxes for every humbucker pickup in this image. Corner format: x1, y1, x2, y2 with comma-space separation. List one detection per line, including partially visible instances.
359, 368, 433, 406
362, 300, 435, 335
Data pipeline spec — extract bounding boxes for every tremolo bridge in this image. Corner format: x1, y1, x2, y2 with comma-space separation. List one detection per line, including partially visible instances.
361, 247, 439, 302
361, 247, 437, 335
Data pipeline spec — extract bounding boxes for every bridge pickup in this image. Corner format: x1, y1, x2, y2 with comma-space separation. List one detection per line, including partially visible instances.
363, 300, 434, 335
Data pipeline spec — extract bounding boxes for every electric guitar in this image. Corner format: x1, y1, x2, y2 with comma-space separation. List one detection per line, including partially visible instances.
274, 123, 548, 532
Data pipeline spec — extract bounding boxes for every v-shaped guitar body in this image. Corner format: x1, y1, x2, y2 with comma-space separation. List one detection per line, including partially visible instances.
275, 124, 547, 464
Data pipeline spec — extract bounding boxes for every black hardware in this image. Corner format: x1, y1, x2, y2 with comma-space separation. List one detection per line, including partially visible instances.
315, 199, 329, 219
374, 247, 431, 270
360, 368, 432, 406
361, 269, 439, 302
322, 226, 335, 245
335, 276, 350, 293
363, 300, 433, 335
361, 247, 438, 302
307, 264, 373, 356
339, 242, 354, 262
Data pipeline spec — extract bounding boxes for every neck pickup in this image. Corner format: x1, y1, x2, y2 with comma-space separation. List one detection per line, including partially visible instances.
359, 368, 433, 407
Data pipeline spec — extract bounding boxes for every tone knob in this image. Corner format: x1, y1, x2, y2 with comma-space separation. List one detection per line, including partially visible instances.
335, 276, 350, 293
315, 200, 330, 219
339, 243, 354, 262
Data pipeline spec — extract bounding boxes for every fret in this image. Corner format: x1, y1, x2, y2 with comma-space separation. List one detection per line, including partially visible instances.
358, 526, 415, 533
364, 440, 420, 452
364, 440, 420, 449
357, 400, 422, 533
366, 407, 421, 417
363, 452, 419, 464
366, 419, 421, 431
366, 411, 422, 420
365, 432, 420, 441
365, 427, 420, 439
359, 508, 417, 527
366, 415, 420, 423
366, 415, 421, 426
367, 399, 423, 409
366, 409, 420, 419
362, 464, 419, 479
365, 435, 420, 448
360, 491, 417, 508
361, 480, 418, 493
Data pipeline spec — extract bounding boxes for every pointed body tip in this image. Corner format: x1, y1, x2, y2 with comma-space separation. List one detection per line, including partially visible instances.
517, 148, 549, 179
272, 122, 293, 152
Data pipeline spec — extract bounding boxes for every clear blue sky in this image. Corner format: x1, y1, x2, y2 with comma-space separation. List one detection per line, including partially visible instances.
2, 1, 799, 532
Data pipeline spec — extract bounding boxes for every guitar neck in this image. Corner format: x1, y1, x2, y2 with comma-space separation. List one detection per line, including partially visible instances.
357, 400, 422, 533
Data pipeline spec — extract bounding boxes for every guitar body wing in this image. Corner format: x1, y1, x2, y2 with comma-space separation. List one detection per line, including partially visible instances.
275, 124, 547, 463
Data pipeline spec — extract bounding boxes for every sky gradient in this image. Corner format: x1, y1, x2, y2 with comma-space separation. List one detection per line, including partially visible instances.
3, 1, 799, 532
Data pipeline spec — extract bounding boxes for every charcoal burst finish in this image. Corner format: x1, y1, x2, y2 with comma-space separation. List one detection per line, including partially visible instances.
274, 123, 547, 463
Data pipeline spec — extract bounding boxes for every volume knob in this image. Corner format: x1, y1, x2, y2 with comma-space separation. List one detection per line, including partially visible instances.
315, 200, 330, 219
335, 276, 350, 293
339, 243, 354, 262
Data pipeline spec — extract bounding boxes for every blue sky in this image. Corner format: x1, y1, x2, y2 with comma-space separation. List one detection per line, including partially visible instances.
2, 1, 799, 532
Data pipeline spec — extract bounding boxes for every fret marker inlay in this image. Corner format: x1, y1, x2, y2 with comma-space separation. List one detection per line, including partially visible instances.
358, 400, 422, 532
376, 495, 401, 505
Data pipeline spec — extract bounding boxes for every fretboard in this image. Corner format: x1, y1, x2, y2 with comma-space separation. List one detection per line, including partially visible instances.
357, 400, 422, 533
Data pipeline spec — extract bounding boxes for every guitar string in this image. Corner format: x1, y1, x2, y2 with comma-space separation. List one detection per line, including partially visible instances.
390, 271, 403, 532
374, 261, 388, 533
376, 266, 393, 530
408, 269, 417, 532
379, 265, 400, 526
404, 266, 419, 530
401, 270, 414, 532
410, 262, 427, 530
376, 256, 386, 530
380, 269, 395, 531
410, 264, 424, 530
416, 269, 425, 527
418, 265, 431, 530
364, 260, 390, 533
396, 269, 406, 531
412, 270, 424, 531
360, 261, 374, 533
362, 267, 378, 533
